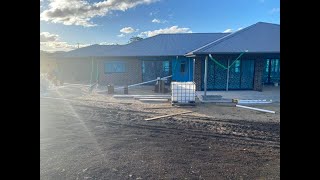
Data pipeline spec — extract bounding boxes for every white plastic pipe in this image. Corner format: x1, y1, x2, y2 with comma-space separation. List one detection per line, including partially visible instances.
238, 99, 268, 102
114, 75, 172, 90
236, 105, 275, 114
113, 95, 171, 98
63, 83, 91, 87
238, 102, 272, 104
138, 99, 168, 102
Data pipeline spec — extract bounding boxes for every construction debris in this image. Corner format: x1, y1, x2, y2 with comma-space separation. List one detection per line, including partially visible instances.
113, 95, 135, 98
199, 98, 233, 103
107, 85, 114, 94
89, 83, 98, 93
145, 111, 193, 121
144, 107, 173, 109
134, 96, 170, 100
114, 75, 172, 90
234, 99, 273, 104
113, 95, 171, 99
138, 98, 169, 102
236, 105, 275, 114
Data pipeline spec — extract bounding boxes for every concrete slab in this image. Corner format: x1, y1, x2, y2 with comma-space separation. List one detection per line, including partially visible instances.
197, 86, 280, 103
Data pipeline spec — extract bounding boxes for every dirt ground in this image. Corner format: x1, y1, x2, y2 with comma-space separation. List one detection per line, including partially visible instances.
40, 85, 280, 179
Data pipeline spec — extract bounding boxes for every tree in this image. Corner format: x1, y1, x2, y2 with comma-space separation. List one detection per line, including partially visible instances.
128, 36, 143, 43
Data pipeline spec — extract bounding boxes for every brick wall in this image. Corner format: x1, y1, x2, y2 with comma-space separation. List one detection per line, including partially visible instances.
56, 58, 93, 83
98, 58, 142, 86
253, 58, 264, 91
194, 56, 203, 91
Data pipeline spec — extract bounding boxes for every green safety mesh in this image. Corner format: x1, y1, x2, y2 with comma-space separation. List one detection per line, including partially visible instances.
201, 59, 227, 90
240, 60, 254, 89
228, 60, 241, 89
202, 59, 254, 90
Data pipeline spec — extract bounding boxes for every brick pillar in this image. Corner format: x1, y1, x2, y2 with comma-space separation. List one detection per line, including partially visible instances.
253, 59, 264, 91
194, 57, 202, 91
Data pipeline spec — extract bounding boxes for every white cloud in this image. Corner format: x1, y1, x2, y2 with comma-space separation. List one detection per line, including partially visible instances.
139, 25, 192, 37
117, 34, 125, 37
151, 18, 167, 23
149, 10, 159, 16
152, 18, 160, 23
40, 42, 90, 52
223, 29, 232, 33
40, 32, 90, 52
40, 0, 44, 9
40, 0, 159, 27
270, 7, 280, 14
40, 32, 59, 42
237, 27, 243, 31
120, 27, 135, 34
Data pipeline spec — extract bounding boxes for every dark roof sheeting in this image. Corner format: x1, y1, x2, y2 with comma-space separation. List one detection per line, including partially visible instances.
60, 22, 279, 58
62, 33, 229, 57
111, 33, 228, 56
190, 22, 280, 54
61, 45, 121, 58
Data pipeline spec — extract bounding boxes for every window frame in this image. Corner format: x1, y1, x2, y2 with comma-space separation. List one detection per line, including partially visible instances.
104, 61, 126, 74
180, 62, 186, 73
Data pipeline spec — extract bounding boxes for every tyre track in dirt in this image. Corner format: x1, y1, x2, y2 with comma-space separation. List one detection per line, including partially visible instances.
41, 91, 280, 179
73, 103, 280, 149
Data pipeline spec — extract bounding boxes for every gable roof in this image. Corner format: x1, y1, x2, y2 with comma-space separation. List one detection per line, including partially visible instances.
62, 33, 229, 58
60, 22, 279, 58
187, 22, 280, 55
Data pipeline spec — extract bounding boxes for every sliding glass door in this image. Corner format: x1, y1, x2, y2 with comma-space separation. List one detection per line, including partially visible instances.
202, 59, 254, 90
263, 59, 280, 84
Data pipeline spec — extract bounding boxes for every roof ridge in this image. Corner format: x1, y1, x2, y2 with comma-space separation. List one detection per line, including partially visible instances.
186, 22, 260, 55
256, 21, 280, 26
157, 32, 230, 35
125, 34, 162, 46
125, 33, 230, 47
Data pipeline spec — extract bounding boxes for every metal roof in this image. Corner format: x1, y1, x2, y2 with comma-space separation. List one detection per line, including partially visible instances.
189, 22, 280, 55
61, 22, 279, 58
62, 33, 229, 58
60, 44, 121, 58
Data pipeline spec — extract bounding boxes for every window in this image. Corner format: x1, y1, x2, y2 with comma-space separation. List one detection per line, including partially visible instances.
263, 59, 280, 84
180, 62, 186, 73
163, 61, 169, 72
274, 59, 279, 73
104, 61, 126, 73
142, 61, 145, 74
234, 60, 240, 73
265, 59, 270, 72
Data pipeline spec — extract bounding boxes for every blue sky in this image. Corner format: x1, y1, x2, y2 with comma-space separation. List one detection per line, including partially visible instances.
40, 0, 280, 52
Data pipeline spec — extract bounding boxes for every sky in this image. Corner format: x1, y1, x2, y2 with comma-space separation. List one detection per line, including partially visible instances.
40, 0, 280, 52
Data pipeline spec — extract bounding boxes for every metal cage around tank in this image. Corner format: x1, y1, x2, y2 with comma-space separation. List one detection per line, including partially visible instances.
171, 82, 196, 105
